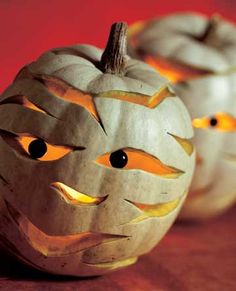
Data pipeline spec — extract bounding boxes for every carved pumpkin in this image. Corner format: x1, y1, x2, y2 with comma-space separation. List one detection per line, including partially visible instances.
128, 13, 236, 220
0, 22, 194, 276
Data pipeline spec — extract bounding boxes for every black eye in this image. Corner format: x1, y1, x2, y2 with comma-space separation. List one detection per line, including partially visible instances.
109, 150, 128, 168
28, 139, 47, 159
210, 116, 218, 127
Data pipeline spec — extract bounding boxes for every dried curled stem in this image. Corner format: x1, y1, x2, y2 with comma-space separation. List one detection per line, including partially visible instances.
99, 22, 128, 76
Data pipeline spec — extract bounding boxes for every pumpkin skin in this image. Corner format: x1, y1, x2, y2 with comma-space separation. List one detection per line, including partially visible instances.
128, 13, 236, 220
0, 23, 194, 276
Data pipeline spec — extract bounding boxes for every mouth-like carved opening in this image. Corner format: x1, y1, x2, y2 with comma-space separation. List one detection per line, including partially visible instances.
51, 182, 108, 206
5, 200, 128, 257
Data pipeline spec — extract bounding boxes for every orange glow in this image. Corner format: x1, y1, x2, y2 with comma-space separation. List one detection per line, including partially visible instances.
192, 117, 209, 129
126, 191, 185, 223
40, 76, 100, 121
96, 148, 184, 178
22, 96, 45, 113
19, 218, 102, 256
192, 112, 236, 132
168, 133, 194, 156
98, 86, 175, 108
51, 182, 107, 205
144, 56, 208, 83
36, 75, 174, 114
128, 20, 145, 47
2, 95, 45, 113
18, 136, 72, 161
5, 200, 127, 257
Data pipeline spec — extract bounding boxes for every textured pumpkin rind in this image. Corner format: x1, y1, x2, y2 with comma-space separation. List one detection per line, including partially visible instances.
0, 43, 194, 276
128, 13, 236, 220
128, 12, 236, 72
174, 72, 236, 220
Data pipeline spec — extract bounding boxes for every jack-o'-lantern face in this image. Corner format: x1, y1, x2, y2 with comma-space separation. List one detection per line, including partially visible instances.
176, 76, 236, 220
0, 23, 194, 276
128, 14, 236, 220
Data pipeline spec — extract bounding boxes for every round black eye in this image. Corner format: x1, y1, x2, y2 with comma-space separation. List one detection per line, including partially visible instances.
109, 150, 128, 168
210, 116, 218, 127
28, 139, 47, 159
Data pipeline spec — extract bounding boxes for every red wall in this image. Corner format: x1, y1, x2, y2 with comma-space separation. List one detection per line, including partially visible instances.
0, 0, 235, 93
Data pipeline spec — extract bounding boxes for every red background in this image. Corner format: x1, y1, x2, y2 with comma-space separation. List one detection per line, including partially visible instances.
0, 0, 235, 93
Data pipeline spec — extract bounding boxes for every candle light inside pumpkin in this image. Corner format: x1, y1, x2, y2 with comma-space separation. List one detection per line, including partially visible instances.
144, 56, 210, 83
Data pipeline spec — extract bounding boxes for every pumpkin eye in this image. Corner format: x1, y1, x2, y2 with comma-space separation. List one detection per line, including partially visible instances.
28, 139, 47, 159
109, 150, 128, 168
192, 112, 236, 132
18, 136, 72, 161
209, 116, 218, 127
96, 148, 184, 178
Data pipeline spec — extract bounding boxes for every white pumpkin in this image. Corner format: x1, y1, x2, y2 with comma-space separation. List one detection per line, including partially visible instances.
0, 22, 194, 276
128, 13, 236, 220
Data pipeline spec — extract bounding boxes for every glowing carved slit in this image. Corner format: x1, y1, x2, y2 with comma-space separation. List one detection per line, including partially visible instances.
192, 117, 209, 129
21, 96, 46, 113
0, 96, 45, 114
97, 86, 175, 108
34, 74, 174, 113
17, 136, 76, 161
83, 257, 138, 269
5, 200, 128, 257
144, 56, 210, 83
125, 192, 186, 223
96, 148, 184, 178
51, 182, 108, 205
168, 133, 194, 156
34, 75, 101, 121
0, 131, 80, 162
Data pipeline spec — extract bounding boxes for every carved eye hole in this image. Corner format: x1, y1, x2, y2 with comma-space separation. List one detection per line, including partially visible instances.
192, 112, 236, 132
96, 148, 184, 178
18, 136, 72, 161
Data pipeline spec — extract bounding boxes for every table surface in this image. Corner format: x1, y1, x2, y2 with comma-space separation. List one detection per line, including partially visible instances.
0, 206, 235, 291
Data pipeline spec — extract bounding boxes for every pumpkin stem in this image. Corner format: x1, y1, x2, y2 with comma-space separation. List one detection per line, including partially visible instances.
99, 22, 128, 75
197, 14, 221, 43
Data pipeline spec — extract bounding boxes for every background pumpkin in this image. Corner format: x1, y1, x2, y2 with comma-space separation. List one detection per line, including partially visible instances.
0, 22, 194, 276
128, 13, 236, 220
